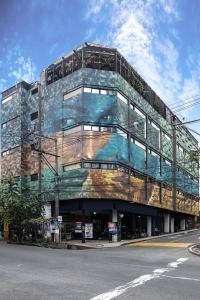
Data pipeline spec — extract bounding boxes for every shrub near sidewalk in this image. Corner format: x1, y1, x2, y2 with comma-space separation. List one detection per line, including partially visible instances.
0, 178, 47, 242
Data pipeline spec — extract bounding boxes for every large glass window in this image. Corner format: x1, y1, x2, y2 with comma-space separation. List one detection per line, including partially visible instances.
63, 163, 81, 171
130, 104, 146, 139
148, 119, 160, 149
2, 93, 15, 104
117, 92, 128, 105
64, 87, 82, 100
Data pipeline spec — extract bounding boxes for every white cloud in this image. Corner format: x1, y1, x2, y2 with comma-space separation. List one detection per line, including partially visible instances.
87, 0, 200, 121
0, 78, 7, 93
86, 0, 107, 18
7, 47, 36, 83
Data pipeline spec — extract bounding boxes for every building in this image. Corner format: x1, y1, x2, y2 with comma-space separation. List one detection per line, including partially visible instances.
1, 43, 199, 240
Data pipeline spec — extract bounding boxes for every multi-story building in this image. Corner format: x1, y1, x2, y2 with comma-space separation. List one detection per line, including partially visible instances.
1, 43, 199, 240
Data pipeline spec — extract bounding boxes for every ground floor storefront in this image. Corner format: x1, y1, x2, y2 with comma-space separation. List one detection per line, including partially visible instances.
51, 199, 196, 242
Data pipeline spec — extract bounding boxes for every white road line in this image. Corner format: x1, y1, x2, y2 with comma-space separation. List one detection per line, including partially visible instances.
162, 275, 200, 282
170, 235, 183, 239
90, 258, 188, 300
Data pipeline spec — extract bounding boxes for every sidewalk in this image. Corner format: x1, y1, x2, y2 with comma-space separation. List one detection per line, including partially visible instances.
65, 229, 198, 250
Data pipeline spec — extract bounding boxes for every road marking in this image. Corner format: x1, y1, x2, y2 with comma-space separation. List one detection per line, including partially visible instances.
128, 242, 191, 248
162, 275, 200, 282
170, 235, 183, 239
90, 257, 188, 300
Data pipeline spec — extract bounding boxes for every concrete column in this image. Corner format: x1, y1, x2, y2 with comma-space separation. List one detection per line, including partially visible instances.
112, 209, 118, 242
164, 214, 170, 233
147, 216, 152, 237
170, 217, 174, 233
180, 219, 186, 231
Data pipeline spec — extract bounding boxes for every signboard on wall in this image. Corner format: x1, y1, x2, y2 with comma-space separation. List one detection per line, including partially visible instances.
85, 223, 93, 239
108, 222, 117, 234
75, 222, 82, 233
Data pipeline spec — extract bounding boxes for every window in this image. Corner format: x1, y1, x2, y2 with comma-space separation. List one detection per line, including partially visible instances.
100, 126, 115, 132
134, 140, 146, 150
117, 92, 128, 104
83, 162, 91, 168
1, 150, 10, 157
83, 125, 92, 131
91, 88, 99, 94
91, 163, 100, 169
163, 132, 171, 141
31, 87, 38, 95
83, 125, 115, 132
64, 87, 82, 100
30, 173, 38, 181
148, 119, 161, 148
101, 163, 108, 169
31, 111, 38, 121
63, 163, 81, 171
83, 162, 118, 170
1, 116, 20, 129
2, 94, 14, 104
83, 87, 92, 93
108, 90, 116, 96
117, 128, 128, 138
134, 107, 146, 118
91, 126, 99, 132
118, 165, 129, 173
164, 159, 172, 166
64, 125, 82, 135
100, 89, 107, 95
148, 149, 159, 157
100, 127, 108, 132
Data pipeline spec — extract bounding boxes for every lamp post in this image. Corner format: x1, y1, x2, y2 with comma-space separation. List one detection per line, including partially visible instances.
118, 213, 124, 241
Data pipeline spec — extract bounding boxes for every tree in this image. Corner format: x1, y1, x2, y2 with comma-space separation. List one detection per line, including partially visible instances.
0, 178, 46, 240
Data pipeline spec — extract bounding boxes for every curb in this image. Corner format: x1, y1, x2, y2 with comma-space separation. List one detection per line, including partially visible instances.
120, 229, 199, 247
6, 229, 199, 250
188, 244, 200, 256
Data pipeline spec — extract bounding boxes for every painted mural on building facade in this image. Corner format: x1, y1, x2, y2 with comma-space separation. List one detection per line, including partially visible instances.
1, 58, 199, 216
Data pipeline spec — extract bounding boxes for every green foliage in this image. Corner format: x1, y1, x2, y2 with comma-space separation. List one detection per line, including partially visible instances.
0, 178, 46, 226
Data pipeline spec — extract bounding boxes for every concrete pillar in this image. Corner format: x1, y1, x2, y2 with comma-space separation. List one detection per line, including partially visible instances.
170, 217, 174, 233
164, 214, 170, 233
112, 209, 118, 242
147, 216, 152, 237
180, 219, 186, 231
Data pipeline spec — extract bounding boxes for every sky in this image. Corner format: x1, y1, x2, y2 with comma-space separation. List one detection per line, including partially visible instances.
1, 0, 200, 137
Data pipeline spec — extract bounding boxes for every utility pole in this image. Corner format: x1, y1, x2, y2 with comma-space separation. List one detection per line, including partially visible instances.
172, 115, 177, 212
38, 84, 42, 195
54, 138, 59, 219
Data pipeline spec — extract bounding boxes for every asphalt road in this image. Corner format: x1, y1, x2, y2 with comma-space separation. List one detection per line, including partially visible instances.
0, 230, 200, 300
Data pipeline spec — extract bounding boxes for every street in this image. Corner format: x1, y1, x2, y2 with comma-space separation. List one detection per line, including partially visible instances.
0, 230, 200, 300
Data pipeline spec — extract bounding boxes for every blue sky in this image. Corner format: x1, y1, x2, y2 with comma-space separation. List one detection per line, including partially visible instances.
1, 0, 200, 135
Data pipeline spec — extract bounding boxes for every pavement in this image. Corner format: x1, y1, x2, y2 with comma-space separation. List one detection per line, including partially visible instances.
65, 228, 198, 249
0, 229, 200, 300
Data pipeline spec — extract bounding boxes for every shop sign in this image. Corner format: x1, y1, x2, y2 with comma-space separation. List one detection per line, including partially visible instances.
108, 222, 117, 234
75, 222, 82, 233
58, 216, 62, 223
85, 223, 93, 239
